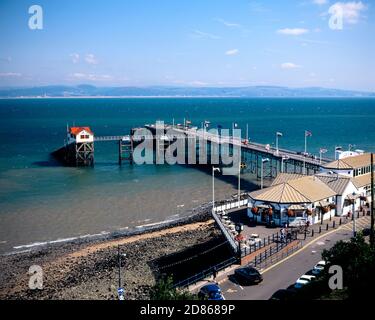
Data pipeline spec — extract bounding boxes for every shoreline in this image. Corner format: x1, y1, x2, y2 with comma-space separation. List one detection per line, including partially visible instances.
3, 200, 214, 257
0, 205, 220, 300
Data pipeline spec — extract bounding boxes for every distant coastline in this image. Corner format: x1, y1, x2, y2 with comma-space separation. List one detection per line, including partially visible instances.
0, 85, 374, 99
1, 95, 375, 100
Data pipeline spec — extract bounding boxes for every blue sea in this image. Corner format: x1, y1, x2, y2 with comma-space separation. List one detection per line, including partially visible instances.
0, 97, 374, 253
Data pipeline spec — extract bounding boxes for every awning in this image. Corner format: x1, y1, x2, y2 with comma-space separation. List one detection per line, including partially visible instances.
317, 200, 331, 207
346, 194, 360, 201
257, 204, 271, 209
289, 205, 306, 210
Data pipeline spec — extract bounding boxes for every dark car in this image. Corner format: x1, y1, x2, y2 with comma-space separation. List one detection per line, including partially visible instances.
362, 228, 371, 236
198, 283, 225, 300
234, 266, 263, 285
269, 289, 297, 301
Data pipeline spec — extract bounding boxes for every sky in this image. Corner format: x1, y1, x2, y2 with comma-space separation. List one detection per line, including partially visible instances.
0, 0, 374, 91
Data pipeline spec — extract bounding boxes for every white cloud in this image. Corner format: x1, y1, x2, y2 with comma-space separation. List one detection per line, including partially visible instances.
328, 1, 366, 24
0, 72, 21, 77
216, 18, 241, 28
277, 28, 309, 35
69, 53, 80, 64
71, 73, 112, 81
190, 30, 220, 40
225, 49, 239, 56
313, 0, 329, 5
281, 63, 301, 69
84, 54, 98, 65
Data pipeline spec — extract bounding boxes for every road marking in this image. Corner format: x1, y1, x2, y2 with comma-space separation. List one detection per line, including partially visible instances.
231, 277, 244, 290
260, 227, 345, 275
260, 221, 370, 275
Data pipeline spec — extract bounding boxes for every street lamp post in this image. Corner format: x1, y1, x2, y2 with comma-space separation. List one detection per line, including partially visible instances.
276, 132, 282, 156
117, 246, 126, 300
319, 148, 327, 165
347, 192, 357, 237
281, 155, 289, 173
303, 130, 312, 174
212, 167, 220, 213
261, 158, 270, 189
238, 157, 241, 208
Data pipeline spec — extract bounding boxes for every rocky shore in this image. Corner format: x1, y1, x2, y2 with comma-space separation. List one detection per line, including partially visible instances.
0, 206, 223, 300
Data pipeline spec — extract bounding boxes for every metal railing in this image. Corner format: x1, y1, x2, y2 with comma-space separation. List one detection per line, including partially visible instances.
248, 240, 303, 270
240, 230, 298, 258
95, 135, 130, 141
173, 256, 237, 289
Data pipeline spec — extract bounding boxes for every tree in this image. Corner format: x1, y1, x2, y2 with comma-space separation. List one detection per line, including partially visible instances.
296, 233, 375, 299
150, 276, 198, 300
321, 233, 375, 298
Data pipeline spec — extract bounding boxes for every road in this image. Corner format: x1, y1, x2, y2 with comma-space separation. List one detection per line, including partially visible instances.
219, 217, 370, 300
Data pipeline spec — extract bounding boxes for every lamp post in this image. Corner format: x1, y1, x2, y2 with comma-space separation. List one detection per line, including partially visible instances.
281, 155, 289, 173
261, 158, 270, 189
238, 156, 241, 208
117, 246, 126, 300
276, 132, 283, 156
319, 148, 327, 165
303, 130, 312, 174
370, 152, 374, 247
212, 167, 220, 213
347, 192, 357, 237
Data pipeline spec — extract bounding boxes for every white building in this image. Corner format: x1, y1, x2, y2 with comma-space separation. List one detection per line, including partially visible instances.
321, 153, 373, 207
248, 174, 337, 226
67, 126, 94, 145
315, 173, 360, 217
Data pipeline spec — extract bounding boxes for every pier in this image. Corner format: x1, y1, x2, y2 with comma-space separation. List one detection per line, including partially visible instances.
53, 122, 332, 179
144, 123, 332, 178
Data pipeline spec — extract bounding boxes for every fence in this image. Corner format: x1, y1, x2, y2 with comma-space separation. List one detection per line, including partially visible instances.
214, 196, 249, 213
173, 256, 238, 289
212, 211, 238, 251
240, 229, 298, 258
248, 240, 303, 270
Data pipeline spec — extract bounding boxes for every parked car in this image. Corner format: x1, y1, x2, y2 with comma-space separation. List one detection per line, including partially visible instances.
269, 289, 297, 301
294, 275, 316, 289
234, 266, 263, 285
248, 234, 262, 246
198, 283, 225, 300
362, 228, 371, 237
312, 260, 327, 275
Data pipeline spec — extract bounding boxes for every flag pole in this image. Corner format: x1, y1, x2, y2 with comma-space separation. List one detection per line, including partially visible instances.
303, 131, 307, 174
371, 152, 374, 247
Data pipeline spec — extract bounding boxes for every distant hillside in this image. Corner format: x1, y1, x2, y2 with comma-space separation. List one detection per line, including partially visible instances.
0, 85, 374, 98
